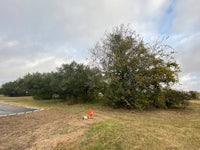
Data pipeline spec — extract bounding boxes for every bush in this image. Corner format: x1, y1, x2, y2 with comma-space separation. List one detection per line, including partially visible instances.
163, 89, 189, 108
189, 91, 198, 99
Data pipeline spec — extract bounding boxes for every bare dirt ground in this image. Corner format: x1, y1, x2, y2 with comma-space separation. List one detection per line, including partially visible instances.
0, 109, 109, 150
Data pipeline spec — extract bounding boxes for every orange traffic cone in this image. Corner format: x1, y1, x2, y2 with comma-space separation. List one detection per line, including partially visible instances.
88, 109, 94, 118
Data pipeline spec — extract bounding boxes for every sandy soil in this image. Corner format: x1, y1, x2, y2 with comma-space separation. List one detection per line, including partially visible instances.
0, 109, 108, 150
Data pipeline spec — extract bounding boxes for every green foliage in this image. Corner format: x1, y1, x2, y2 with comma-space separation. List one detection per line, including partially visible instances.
91, 24, 180, 109
56, 61, 104, 103
1, 79, 28, 97
22, 72, 55, 99
189, 91, 198, 99
163, 88, 189, 108
0, 61, 104, 103
82, 120, 123, 150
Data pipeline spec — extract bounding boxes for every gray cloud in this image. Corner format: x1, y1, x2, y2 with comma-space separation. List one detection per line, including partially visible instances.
172, 0, 200, 34
173, 32, 200, 91
169, 0, 200, 91
176, 33, 200, 73
0, 0, 171, 45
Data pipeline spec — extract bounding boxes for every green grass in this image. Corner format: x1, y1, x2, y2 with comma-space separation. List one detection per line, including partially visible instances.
82, 119, 124, 150
0, 95, 200, 150
0, 95, 63, 108
79, 105, 200, 150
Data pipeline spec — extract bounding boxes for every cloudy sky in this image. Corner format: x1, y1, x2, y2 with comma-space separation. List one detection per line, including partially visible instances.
0, 0, 200, 91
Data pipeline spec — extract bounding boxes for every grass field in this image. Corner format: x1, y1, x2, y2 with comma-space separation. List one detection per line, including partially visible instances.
0, 95, 200, 150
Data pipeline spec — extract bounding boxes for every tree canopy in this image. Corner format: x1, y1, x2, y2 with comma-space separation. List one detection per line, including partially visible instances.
91, 25, 180, 109
0, 61, 104, 103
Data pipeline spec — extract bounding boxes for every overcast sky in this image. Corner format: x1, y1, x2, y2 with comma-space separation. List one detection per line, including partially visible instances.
0, 0, 200, 91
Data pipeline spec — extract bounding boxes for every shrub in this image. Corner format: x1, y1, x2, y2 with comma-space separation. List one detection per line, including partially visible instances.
163, 89, 189, 108
189, 91, 198, 99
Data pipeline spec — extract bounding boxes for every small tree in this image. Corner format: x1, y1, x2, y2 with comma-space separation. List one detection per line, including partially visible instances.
91, 25, 180, 109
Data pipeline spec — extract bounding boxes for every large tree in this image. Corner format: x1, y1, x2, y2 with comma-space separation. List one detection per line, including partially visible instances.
91, 25, 180, 109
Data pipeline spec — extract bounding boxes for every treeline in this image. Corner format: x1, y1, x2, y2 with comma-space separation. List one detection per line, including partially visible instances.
0, 61, 105, 103
0, 62, 198, 108
0, 61, 198, 109
0, 25, 199, 109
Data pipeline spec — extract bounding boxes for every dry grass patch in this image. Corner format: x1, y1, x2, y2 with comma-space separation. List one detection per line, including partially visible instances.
0, 96, 200, 150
